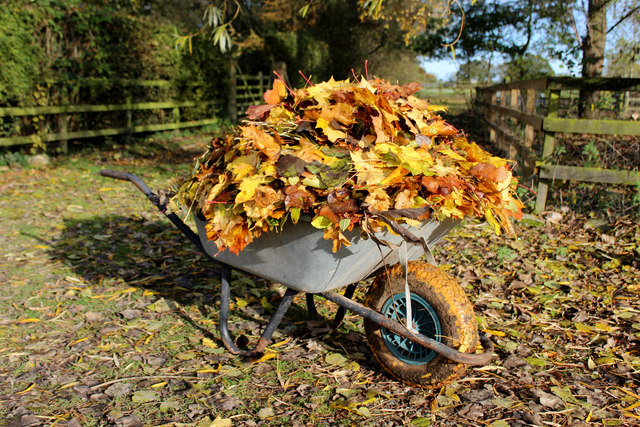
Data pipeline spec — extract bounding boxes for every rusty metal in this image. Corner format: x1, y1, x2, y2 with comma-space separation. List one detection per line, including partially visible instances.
319, 290, 494, 365
219, 266, 299, 357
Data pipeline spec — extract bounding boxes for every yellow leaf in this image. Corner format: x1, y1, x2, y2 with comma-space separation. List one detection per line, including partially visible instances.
240, 125, 281, 160
484, 209, 501, 235
316, 117, 347, 142
68, 337, 90, 346
151, 381, 167, 388
439, 146, 466, 162
16, 383, 35, 395
58, 381, 80, 390
15, 318, 41, 324
482, 329, 506, 337
271, 339, 290, 348
202, 337, 218, 349
211, 416, 233, 427
575, 323, 594, 333
426, 104, 448, 112
235, 175, 267, 204
618, 387, 640, 400
253, 352, 277, 363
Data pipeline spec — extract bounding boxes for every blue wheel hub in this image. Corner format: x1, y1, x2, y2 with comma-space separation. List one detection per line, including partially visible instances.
380, 293, 442, 365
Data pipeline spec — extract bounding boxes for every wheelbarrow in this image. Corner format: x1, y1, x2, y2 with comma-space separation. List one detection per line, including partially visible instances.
100, 169, 493, 388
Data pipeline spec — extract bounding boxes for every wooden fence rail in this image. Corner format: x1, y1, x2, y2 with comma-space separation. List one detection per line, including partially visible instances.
476, 77, 640, 213
0, 79, 222, 150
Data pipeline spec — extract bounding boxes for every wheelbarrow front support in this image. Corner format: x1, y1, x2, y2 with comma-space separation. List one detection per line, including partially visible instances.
100, 169, 493, 366
219, 266, 298, 357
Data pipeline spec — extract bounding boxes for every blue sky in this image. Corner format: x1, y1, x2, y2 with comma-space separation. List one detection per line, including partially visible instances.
421, 57, 573, 82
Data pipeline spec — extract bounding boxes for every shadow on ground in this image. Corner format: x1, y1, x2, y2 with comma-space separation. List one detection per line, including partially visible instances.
45, 214, 368, 354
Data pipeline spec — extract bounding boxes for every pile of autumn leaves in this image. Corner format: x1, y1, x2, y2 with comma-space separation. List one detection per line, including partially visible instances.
174, 77, 523, 254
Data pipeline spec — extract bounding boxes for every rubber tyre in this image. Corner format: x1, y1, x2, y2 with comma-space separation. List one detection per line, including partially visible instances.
363, 261, 478, 388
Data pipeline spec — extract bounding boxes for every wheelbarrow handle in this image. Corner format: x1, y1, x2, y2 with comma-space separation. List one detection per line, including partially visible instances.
99, 168, 209, 255
100, 169, 155, 200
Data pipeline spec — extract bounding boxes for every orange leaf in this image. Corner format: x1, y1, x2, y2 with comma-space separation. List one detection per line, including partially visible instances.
470, 163, 509, 183
263, 79, 288, 105
240, 125, 281, 160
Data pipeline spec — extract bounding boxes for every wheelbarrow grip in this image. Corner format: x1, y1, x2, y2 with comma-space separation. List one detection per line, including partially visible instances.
100, 169, 154, 198
100, 169, 131, 181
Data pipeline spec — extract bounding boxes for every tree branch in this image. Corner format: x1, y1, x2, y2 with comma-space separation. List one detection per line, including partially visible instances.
607, 5, 640, 34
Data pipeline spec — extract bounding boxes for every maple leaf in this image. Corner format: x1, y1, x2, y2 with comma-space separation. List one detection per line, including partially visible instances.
305, 157, 352, 188
263, 79, 288, 105
235, 175, 268, 204
424, 119, 458, 137
246, 103, 275, 120
316, 117, 347, 142
240, 125, 281, 160
276, 154, 307, 178
322, 226, 351, 252
284, 184, 315, 209
306, 77, 350, 106
243, 185, 283, 228
470, 162, 509, 183
227, 153, 259, 180
205, 205, 252, 255
321, 103, 356, 126
364, 188, 392, 212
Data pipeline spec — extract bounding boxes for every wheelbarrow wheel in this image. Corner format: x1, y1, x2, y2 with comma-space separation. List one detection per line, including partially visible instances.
363, 261, 478, 388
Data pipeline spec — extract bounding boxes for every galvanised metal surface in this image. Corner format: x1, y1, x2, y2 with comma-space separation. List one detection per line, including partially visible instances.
195, 215, 458, 293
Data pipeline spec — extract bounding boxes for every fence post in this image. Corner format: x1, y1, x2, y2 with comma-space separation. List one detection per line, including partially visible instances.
125, 93, 133, 143
487, 90, 497, 146
258, 71, 264, 96
57, 115, 69, 154
535, 89, 560, 213
523, 88, 536, 176
499, 90, 508, 153
228, 60, 238, 122
172, 106, 180, 125
509, 89, 519, 159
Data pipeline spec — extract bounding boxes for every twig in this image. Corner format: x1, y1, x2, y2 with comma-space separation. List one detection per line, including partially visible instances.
298, 70, 314, 87
89, 375, 205, 390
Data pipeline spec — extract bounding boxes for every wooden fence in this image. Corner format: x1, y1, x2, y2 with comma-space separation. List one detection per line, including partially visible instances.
0, 79, 221, 151
228, 71, 271, 121
476, 77, 640, 213
419, 82, 472, 112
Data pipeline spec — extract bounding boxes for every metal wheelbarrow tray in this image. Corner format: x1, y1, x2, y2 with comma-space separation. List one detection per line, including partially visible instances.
100, 169, 493, 388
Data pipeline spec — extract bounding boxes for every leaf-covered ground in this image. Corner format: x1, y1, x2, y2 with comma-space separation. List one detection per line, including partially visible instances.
1, 134, 639, 426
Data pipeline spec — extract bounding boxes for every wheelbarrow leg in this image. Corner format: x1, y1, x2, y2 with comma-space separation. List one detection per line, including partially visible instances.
305, 283, 357, 327
306, 293, 321, 320
332, 283, 357, 328
219, 266, 298, 357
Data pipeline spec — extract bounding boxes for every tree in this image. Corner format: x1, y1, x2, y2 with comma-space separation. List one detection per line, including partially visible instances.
499, 54, 554, 82
605, 2, 640, 77
175, 0, 445, 85
454, 58, 499, 85
410, 0, 638, 116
